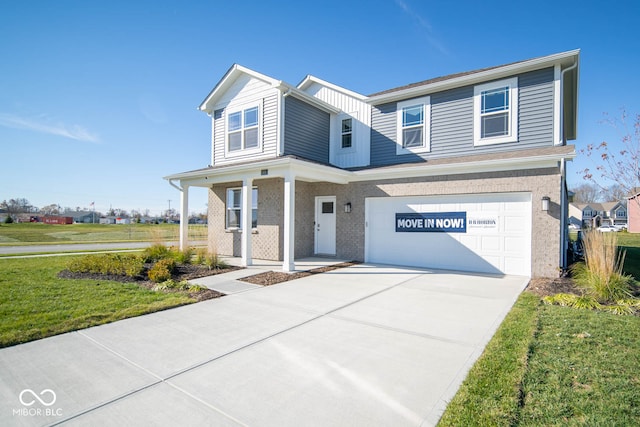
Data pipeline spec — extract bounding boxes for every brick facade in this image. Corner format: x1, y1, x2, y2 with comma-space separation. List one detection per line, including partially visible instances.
208, 166, 562, 278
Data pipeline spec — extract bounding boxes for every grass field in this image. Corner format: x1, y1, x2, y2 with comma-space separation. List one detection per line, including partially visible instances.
440, 231, 640, 426
0, 223, 208, 245
438, 292, 640, 426
0, 256, 196, 347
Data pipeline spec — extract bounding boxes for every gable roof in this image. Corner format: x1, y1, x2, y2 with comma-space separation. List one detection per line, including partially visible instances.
297, 75, 367, 101
198, 64, 339, 115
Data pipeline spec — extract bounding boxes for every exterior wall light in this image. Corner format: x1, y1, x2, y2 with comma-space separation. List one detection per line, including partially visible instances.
344, 202, 352, 213
541, 196, 550, 212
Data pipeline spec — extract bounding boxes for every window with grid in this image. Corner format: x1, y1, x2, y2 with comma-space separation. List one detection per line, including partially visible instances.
227, 105, 259, 152
473, 77, 518, 146
226, 188, 258, 229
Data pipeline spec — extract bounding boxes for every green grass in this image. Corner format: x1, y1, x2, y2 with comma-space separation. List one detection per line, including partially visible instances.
438, 292, 540, 426
617, 232, 640, 279
438, 292, 640, 426
0, 222, 208, 246
0, 256, 196, 347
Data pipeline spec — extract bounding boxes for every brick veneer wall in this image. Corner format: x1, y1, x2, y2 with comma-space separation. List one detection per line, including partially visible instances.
208, 165, 562, 278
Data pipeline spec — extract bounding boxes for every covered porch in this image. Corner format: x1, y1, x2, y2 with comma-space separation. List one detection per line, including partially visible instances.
164, 157, 351, 272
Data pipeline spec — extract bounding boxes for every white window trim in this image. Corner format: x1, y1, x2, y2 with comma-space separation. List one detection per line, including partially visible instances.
337, 112, 357, 153
473, 77, 518, 146
396, 96, 431, 155
224, 101, 263, 158
225, 187, 258, 230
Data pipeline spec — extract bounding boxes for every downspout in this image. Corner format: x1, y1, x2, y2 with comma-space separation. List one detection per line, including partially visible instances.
168, 178, 182, 192
559, 59, 578, 274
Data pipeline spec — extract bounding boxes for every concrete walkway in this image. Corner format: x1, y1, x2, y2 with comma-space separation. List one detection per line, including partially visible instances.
0, 264, 529, 427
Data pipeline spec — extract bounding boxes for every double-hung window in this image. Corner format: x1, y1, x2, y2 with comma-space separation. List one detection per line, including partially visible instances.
226, 187, 258, 229
473, 77, 518, 146
227, 104, 260, 153
396, 96, 430, 154
341, 118, 353, 148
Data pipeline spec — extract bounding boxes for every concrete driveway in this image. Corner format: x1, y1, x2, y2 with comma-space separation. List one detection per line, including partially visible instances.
0, 264, 529, 427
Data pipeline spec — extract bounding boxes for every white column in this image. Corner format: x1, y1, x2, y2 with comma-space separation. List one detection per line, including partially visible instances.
283, 173, 296, 272
241, 178, 253, 266
179, 183, 189, 250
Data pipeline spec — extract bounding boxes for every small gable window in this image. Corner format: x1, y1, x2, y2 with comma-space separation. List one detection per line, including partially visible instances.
341, 118, 353, 148
473, 77, 518, 146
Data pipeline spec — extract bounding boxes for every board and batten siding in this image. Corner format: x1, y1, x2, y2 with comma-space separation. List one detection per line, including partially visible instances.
302, 82, 371, 168
370, 67, 556, 166
282, 95, 330, 164
211, 74, 279, 165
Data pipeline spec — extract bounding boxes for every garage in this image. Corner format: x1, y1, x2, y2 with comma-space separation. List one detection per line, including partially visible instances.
365, 193, 532, 276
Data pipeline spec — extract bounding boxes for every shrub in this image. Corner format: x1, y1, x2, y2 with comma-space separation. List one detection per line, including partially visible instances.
148, 258, 175, 283
195, 249, 227, 270
142, 244, 172, 262
4, 216, 13, 224
571, 231, 635, 303
171, 247, 194, 264
68, 253, 144, 277
151, 279, 205, 292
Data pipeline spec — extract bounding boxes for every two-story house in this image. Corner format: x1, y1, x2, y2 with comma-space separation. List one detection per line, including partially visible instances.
165, 50, 580, 278
569, 202, 627, 229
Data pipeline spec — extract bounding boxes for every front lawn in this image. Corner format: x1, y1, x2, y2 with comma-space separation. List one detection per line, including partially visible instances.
438, 291, 640, 426
0, 256, 197, 347
0, 222, 208, 245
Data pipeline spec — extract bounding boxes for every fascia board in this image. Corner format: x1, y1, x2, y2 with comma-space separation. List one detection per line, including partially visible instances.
280, 82, 341, 114
297, 75, 368, 101
368, 49, 581, 105
164, 158, 351, 186
199, 64, 282, 113
351, 151, 576, 182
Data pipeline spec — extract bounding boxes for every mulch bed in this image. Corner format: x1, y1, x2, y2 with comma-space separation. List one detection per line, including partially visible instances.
525, 276, 581, 298
58, 264, 243, 302
239, 261, 361, 286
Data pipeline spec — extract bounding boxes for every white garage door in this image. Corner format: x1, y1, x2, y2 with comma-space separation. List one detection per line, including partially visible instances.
365, 193, 531, 276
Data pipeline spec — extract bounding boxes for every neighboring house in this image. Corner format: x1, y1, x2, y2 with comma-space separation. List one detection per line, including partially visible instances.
569, 202, 628, 229
628, 193, 640, 233
165, 50, 580, 278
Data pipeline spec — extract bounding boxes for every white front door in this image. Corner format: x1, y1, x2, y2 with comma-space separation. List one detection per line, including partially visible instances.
315, 196, 336, 255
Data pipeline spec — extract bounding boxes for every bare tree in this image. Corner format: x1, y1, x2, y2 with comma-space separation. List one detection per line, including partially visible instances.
1, 198, 34, 219
571, 183, 601, 203
41, 204, 61, 215
579, 109, 640, 206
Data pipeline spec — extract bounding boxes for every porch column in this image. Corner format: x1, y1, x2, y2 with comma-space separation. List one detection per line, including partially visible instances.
283, 173, 296, 272
241, 177, 253, 267
179, 183, 189, 250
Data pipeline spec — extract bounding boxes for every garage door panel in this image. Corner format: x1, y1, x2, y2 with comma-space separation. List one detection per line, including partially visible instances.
366, 193, 531, 276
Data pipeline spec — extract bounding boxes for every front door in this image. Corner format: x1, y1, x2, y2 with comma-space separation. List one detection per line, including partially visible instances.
315, 196, 336, 255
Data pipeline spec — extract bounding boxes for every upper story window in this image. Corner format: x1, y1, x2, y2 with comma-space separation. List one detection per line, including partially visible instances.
341, 118, 353, 148
473, 77, 518, 146
226, 187, 258, 229
396, 96, 430, 155
226, 103, 261, 154
616, 209, 626, 218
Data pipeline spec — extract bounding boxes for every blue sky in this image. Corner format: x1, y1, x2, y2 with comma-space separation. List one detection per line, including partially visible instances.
1, 0, 638, 216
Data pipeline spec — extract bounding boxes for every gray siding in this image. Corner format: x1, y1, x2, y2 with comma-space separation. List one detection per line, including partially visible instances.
283, 96, 330, 163
370, 67, 555, 166
212, 93, 279, 165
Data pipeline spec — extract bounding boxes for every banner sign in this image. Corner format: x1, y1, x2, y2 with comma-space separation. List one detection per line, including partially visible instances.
396, 212, 467, 233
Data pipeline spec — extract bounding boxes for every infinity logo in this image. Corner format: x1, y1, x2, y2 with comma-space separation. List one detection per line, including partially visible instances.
19, 389, 57, 407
